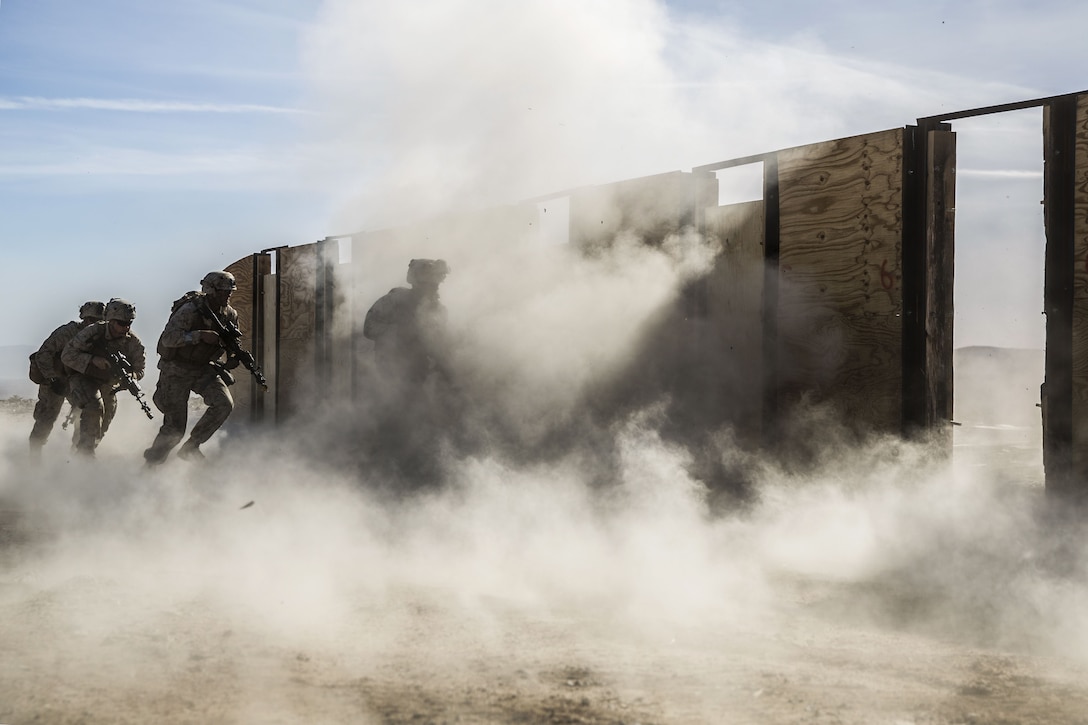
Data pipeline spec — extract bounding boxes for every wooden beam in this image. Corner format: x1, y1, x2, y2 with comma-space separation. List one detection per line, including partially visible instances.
1043, 97, 1077, 496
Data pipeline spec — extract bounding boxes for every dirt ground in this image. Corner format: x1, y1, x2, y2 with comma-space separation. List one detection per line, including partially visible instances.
3, 544, 1088, 725
3, 407, 1088, 724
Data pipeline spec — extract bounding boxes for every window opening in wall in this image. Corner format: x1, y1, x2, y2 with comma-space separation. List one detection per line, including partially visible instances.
536, 197, 570, 245
713, 161, 764, 206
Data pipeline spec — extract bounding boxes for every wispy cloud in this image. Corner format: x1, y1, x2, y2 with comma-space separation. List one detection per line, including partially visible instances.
0, 97, 305, 114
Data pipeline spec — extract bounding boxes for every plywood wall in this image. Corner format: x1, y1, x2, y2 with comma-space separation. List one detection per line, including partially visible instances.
225, 254, 271, 423
1071, 95, 1088, 477
569, 171, 716, 250
775, 129, 905, 432
702, 200, 765, 443
277, 244, 318, 419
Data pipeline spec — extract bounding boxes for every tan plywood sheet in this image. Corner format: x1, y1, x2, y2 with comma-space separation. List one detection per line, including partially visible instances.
278, 244, 317, 418
776, 128, 905, 431
1071, 95, 1088, 476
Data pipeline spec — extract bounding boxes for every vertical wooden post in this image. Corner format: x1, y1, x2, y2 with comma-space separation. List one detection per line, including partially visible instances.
1043, 97, 1077, 496
761, 153, 781, 447
925, 128, 956, 438
901, 123, 929, 435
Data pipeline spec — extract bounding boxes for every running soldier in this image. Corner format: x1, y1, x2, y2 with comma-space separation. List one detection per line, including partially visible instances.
143, 271, 239, 465
61, 298, 146, 457
27, 300, 106, 457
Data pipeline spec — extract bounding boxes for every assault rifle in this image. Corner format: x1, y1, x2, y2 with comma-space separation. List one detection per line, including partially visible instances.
107, 351, 154, 420
200, 301, 269, 391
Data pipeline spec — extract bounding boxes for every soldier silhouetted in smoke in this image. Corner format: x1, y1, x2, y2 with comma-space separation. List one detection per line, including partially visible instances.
361, 258, 453, 487
27, 300, 105, 459
364, 258, 451, 385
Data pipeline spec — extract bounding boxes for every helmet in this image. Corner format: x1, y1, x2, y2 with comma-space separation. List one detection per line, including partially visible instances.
201, 271, 237, 294
406, 259, 450, 286
79, 300, 106, 321
105, 298, 136, 322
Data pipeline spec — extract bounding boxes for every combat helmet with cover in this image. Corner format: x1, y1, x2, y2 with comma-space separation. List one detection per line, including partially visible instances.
201, 270, 236, 294
79, 300, 106, 321
105, 298, 136, 322
406, 259, 449, 287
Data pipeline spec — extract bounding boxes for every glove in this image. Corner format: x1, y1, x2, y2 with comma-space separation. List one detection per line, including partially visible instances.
48, 378, 66, 395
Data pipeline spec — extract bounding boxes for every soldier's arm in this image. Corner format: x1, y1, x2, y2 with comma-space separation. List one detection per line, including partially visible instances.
32, 325, 70, 380
128, 336, 147, 380
61, 325, 97, 374
362, 290, 400, 341
159, 303, 215, 348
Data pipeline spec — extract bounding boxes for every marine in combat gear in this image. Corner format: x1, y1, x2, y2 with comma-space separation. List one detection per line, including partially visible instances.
363, 258, 451, 385
61, 298, 147, 457
27, 300, 105, 457
143, 271, 241, 464
361, 259, 453, 486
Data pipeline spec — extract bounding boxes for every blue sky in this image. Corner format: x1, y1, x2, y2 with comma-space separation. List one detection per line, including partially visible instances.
1, 0, 1085, 351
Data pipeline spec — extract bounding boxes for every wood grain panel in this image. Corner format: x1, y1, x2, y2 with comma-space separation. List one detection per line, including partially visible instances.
224, 255, 258, 421
925, 130, 956, 433
776, 129, 905, 432
278, 244, 317, 419
1071, 95, 1088, 476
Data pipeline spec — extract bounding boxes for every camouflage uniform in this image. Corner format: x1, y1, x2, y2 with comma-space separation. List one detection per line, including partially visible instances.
27, 302, 105, 452
143, 291, 238, 464
61, 309, 146, 456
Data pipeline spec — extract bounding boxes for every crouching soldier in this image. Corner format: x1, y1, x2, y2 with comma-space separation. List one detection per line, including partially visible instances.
61, 298, 146, 457
27, 300, 106, 457
143, 271, 239, 465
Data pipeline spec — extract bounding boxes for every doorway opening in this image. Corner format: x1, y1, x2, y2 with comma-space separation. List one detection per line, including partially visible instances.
950, 108, 1046, 487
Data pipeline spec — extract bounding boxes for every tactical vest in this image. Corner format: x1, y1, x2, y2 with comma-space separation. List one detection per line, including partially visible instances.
157, 292, 228, 366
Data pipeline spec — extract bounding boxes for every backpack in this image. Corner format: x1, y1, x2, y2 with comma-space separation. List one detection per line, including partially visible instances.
28, 355, 44, 384
158, 291, 204, 361
171, 290, 203, 315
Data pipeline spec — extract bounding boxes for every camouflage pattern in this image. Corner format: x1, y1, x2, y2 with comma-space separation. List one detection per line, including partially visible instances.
61, 320, 146, 455
156, 295, 239, 365
200, 270, 236, 292
28, 318, 95, 448
144, 294, 238, 463
78, 300, 107, 321
104, 298, 137, 322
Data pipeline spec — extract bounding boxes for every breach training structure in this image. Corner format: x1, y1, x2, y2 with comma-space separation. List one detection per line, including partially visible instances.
221, 90, 1088, 498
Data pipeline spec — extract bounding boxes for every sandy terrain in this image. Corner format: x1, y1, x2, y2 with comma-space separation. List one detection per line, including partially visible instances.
2, 402, 1088, 724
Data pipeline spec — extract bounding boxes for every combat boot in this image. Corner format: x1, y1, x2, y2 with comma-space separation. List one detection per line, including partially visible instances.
178, 441, 204, 461
143, 446, 169, 466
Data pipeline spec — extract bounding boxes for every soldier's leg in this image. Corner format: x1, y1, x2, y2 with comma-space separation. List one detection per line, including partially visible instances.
29, 384, 65, 449
182, 374, 234, 452
99, 386, 118, 439
143, 374, 192, 464
68, 375, 104, 455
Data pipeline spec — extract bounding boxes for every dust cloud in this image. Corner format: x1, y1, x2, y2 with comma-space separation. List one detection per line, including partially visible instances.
3, 369, 1088, 710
